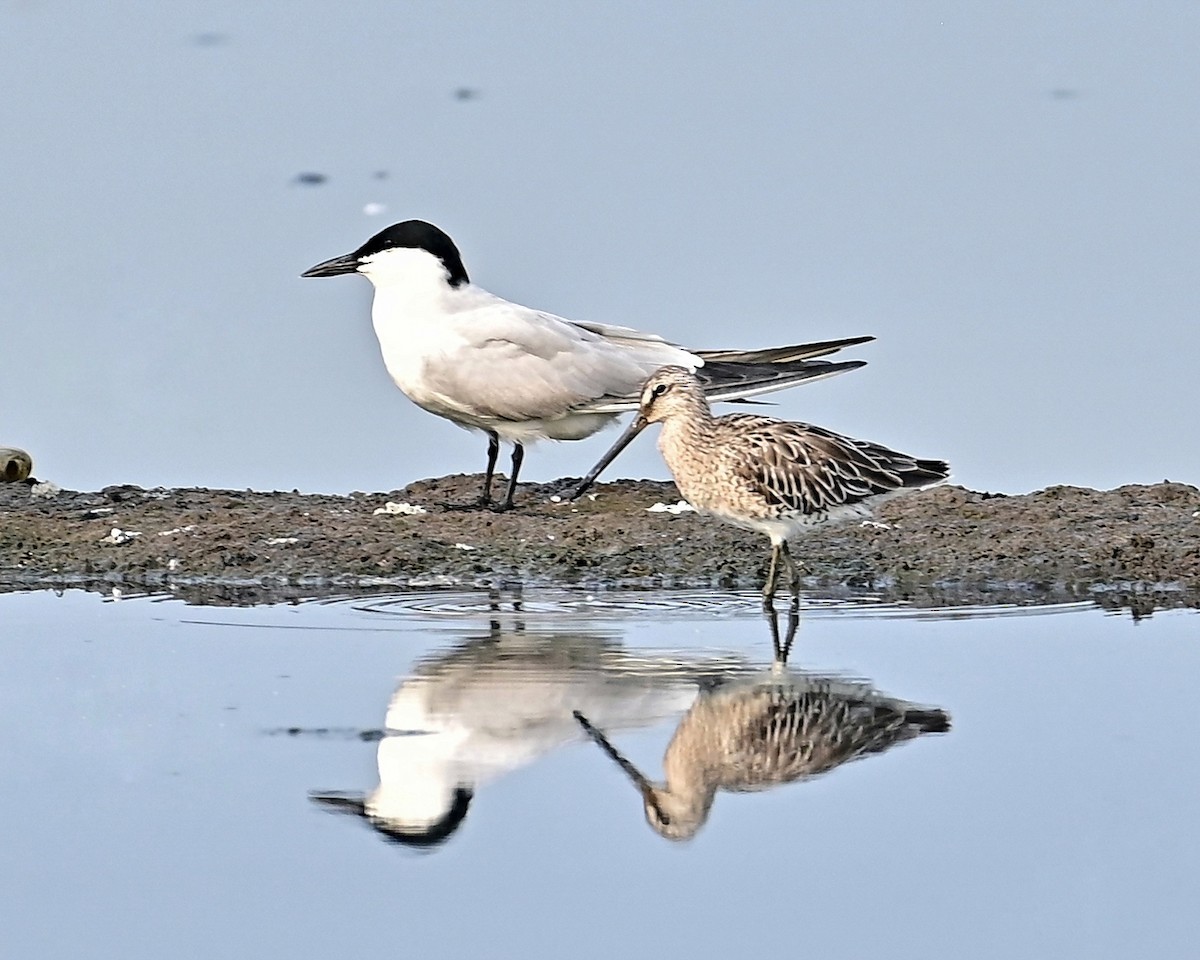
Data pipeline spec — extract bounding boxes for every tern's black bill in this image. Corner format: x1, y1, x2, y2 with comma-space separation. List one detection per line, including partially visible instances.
301, 252, 361, 277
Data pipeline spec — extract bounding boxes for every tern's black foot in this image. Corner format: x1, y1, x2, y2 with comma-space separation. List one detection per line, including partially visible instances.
437, 498, 494, 513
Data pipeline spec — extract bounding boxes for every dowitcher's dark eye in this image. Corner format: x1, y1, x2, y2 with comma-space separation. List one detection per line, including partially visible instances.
651, 382, 670, 398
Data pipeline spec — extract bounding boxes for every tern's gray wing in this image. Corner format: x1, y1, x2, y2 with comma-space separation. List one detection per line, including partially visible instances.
422, 308, 700, 422
569, 318, 687, 350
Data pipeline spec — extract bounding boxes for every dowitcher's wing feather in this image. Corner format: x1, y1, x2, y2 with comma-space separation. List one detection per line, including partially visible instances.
724, 415, 948, 515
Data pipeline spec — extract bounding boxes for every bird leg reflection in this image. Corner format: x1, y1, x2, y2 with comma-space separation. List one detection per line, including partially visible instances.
486, 586, 526, 634
767, 602, 801, 666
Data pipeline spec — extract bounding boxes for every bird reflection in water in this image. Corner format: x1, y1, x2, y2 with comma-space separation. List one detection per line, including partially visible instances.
309, 605, 758, 850
573, 606, 951, 841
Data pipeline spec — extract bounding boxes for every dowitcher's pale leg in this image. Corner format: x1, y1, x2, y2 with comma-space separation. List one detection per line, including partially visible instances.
779, 541, 805, 599
763, 542, 784, 604
764, 540, 805, 605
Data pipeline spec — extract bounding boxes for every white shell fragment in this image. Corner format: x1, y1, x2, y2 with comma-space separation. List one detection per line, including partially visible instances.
373, 501, 427, 516
646, 501, 696, 515
101, 527, 142, 545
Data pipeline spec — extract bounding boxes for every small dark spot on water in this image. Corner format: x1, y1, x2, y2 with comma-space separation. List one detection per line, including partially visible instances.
454, 87, 480, 101
294, 172, 328, 186
191, 32, 228, 47
373, 170, 389, 180
1049, 88, 1080, 100
267, 726, 384, 740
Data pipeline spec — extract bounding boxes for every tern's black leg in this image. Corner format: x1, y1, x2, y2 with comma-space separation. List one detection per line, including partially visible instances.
497, 442, 524, 512
475, 431, 501, 507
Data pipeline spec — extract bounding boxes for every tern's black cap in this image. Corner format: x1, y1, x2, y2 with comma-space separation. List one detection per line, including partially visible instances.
302, 220, 469, 287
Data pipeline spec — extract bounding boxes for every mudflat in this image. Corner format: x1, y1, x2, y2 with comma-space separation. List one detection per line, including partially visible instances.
2, 476, 1197, 610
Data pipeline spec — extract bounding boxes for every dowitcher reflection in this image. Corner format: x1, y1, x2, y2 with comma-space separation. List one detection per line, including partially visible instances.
574, 608, 951, 841
570, 366, 949, 602
309, 623, 758, 849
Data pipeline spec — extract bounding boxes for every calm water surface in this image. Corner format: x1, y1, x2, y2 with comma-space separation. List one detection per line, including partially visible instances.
3, 590, 1197, 959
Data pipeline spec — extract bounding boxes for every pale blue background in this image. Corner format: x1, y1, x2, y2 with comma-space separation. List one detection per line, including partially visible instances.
2, 1, 1197, 494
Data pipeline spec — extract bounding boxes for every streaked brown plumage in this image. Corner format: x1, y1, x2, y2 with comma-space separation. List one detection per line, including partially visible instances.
572, 366, 949, 600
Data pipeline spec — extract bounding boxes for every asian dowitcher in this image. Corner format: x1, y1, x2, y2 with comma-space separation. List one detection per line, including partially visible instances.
303, 220, 873, 510
570, 365, 949, 601
573, 608, 951, 841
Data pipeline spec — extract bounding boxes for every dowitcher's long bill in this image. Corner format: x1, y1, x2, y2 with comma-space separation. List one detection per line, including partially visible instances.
573, 709, 672, 827
303, 220, 872, 510
572, 365, 950, 601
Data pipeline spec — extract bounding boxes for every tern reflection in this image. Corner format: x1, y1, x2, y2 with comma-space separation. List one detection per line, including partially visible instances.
309, 625, 757, 849
574, 608, 951, 841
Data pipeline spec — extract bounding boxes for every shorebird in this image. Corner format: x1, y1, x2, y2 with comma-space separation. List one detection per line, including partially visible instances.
570, 366, 950, 600
301, 220, 872, 510
309, 626, 758, 849
574, 608, 951, 841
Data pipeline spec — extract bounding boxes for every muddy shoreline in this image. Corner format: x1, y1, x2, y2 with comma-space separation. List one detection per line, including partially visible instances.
1, 475, 1198, 611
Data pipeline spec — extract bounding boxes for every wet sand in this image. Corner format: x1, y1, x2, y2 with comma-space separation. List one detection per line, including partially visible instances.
2, 475, 1197, 611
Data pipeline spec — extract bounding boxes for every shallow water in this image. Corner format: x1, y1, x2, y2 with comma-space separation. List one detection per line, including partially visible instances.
3, 589, 1198, 959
